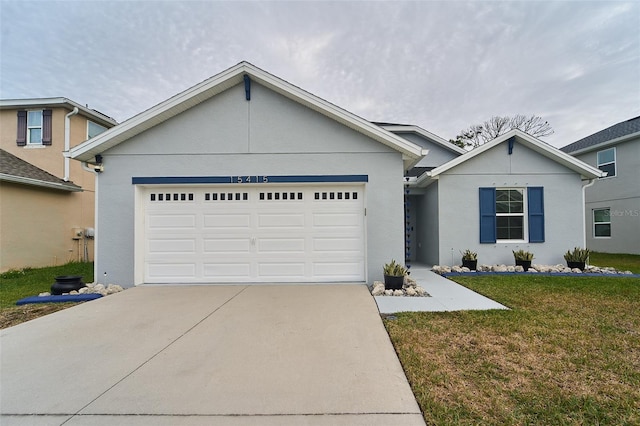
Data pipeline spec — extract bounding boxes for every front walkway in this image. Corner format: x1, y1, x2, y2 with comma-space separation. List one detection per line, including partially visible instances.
375, 266, 509, 314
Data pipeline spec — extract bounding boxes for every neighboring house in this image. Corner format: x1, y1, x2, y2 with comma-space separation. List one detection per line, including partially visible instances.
561, 117, 640, 254
69, 62, 601, 287
0, 98, 117, 271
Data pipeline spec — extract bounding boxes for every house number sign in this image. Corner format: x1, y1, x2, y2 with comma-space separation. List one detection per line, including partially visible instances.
233, 176, 269, 184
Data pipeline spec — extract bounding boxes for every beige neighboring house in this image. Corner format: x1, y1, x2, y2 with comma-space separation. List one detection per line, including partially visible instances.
0, 98, 117, 272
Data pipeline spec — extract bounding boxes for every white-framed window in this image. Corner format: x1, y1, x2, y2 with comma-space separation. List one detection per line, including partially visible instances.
496, 188, 527, 241
87, 121, 107, 139
593, 208, 611, 237
597, 147, 616, 178
27, 110, 43, 144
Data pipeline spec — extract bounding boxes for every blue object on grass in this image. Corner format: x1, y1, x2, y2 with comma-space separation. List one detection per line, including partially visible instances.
16, 294, 103, 305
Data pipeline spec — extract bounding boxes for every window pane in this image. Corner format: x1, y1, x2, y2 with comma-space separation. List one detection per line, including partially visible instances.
497, 216, 524, 240
594, 209, 610, 223
595, 223, 611, 237
496, 190, 510, 202
509, 190, 523, 202
597, 148, 615, 165
29, 128, 42, 144
598, 163, 616, 177
496, 201, 510, 213
27, 111, 42, 126
510, 202, 523, 213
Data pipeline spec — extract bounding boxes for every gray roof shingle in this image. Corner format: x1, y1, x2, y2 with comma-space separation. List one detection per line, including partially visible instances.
0, 149, 81, 191
561, 116, 640, 153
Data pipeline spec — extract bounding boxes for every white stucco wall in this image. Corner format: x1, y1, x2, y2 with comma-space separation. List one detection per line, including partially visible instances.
95, 82, 406, 286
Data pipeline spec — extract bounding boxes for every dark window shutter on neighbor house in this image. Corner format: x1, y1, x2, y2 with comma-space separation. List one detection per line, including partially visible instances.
527, 187, 545, 243
42, 109, 53, 145
479, 187, 496, 243
16, 111, 27, 146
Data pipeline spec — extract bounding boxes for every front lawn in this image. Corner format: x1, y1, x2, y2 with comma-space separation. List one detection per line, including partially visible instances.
385, 274, 640, 425
590, 251, 640, 274
0, 262, 93, 328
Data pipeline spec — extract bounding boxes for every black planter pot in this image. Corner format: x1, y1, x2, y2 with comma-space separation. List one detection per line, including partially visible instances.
515, 260, 532, 271
567, 261, 586, 271
51, 275, 85, 295
384, 274, 404, 290
462, 259, 478, 270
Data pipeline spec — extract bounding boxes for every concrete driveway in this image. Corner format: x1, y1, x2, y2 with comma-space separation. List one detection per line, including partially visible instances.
1, 285, 425, 425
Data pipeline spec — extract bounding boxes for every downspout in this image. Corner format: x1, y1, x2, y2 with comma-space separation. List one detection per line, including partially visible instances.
64, 107, 79, 181
581, 178, 597, 249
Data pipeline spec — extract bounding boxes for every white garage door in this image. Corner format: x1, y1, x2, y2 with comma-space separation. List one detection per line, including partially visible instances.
142, 185, 365, 283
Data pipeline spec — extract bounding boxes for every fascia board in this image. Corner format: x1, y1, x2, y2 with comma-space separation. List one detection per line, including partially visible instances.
563, 131, 640, 156
382, 124, 467, 155
71, 63, 248, 162
420, 129, 604, 186
0, 174, 83, 192
0, 97, 117, 126
72, 62, 424, 162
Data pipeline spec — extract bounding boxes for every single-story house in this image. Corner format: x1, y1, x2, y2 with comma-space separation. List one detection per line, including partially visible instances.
70, 62, 603, 287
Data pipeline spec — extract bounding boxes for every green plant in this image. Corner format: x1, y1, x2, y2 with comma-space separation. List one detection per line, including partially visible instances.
383, 259, 407, 277
460, 249, 478, 261
512, 250, 534, 261
564, 247, 590, 263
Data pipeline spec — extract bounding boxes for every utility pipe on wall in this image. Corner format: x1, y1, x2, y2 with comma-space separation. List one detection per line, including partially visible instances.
64, 107, 79, 181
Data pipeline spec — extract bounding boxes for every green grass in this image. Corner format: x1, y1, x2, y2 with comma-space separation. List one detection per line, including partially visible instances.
590, 251, 640, 274
385, 274, 640, 425
0, 262, 93, 308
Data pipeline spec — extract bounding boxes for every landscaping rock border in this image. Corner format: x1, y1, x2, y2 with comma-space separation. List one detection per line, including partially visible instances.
39, 283, 124, 297
370, 276, 430, 297
432, 264, 634, 275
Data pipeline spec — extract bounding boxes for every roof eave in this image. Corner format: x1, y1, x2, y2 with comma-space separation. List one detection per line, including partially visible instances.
0, 174, 83, 192
381, 124, 467, 155
0, 97, 117, 127
71, 62, 424, 162
563, 131, 640, 156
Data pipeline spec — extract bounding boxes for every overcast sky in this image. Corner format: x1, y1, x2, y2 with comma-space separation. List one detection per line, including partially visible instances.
1, 1, 638, 148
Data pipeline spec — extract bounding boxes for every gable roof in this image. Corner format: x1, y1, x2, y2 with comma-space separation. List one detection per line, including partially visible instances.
416, 129, 604, 187
0, 97, 117, 128
375, 123, 467, 155
0, 149, 82, 192
561, 116, 640, 154
70, 62, 426, 169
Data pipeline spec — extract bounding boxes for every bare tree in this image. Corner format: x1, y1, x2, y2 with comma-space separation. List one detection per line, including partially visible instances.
451, 115, 554, 149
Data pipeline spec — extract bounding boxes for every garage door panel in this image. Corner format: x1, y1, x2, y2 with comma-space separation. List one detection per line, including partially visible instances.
312, 213, 361, 227
203, 238, 251, 253
147, 263, 196, 280
313, 261, 364, 278
203, 263, 251, 279
258, 262, 306, 278
148, 214, 196, 229
148, 239, 196, 254
203, 214, 251, 229
257, 213, 305, 228
257, 238, 306, 253
313, 237, 362, 252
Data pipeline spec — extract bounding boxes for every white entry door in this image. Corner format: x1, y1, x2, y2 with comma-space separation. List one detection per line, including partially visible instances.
142, 185, 365, 283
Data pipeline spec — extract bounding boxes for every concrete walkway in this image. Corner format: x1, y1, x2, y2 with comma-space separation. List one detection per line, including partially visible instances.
375, 267, 509, 314
1, 285, 425, 426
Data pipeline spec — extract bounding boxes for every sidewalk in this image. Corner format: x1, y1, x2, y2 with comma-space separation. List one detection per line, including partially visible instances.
374, 266, 509, 314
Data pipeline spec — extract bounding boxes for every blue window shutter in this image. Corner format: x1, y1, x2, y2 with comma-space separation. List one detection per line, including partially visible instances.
528, 187, 545, 243
479, 188, 496, 243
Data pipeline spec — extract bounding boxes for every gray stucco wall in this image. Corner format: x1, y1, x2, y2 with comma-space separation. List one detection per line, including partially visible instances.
434, 141, 585, 266
573, 138, 640, 254
396, 133, 461, 168
96, 82, 406, 286
415, 184, 439, 265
